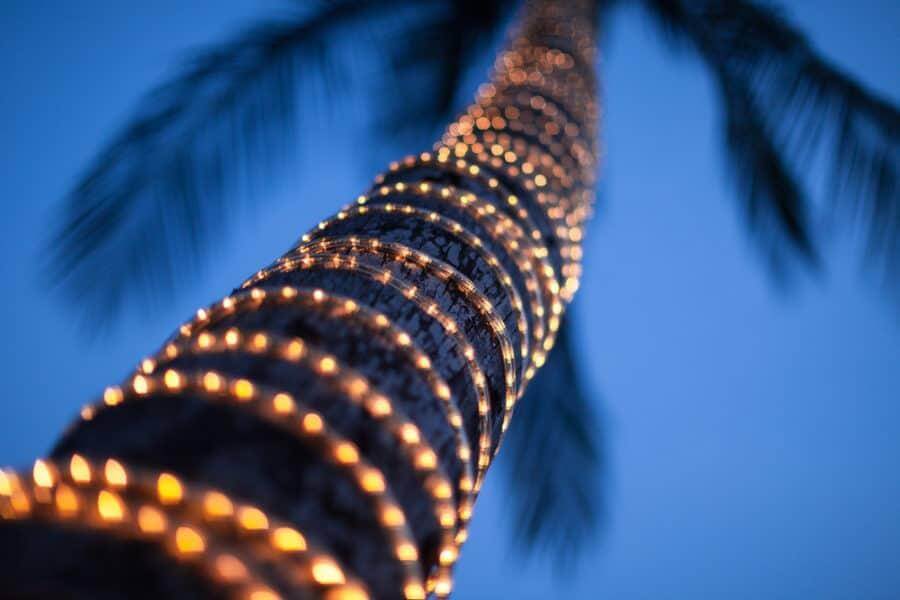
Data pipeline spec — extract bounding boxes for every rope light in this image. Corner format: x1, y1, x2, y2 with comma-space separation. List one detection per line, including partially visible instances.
9, 1, 598, 597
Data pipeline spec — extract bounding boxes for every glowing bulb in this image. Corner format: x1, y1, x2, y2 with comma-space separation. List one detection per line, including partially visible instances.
302, 413, 324, 434
175, 526, 205, 554
103, 386, 124, 406
137, 505, 167, 533
381, 505, 405, 526
318, 357, 337, 374
69, 454, 91, 483
334, 443, 359, 465
233, 379, 255, 401
439, 546, 458, 565
97, 490, 125, 522
164, 369, 182, 390
203, 371, 223, 392
400, 424, 420, 444
214, 554, 248, 582
203, 491, 233, 518
157, 473, 183, 505
404, 583, 426, 600
396, 542, 418, 561
238, 506, 268, 531
104, 459, 127, 488
33, 460, 54, 488
271, 527, 306, 552
54, 484, 79, 516
272, 393, 295, 415
311, 557, 346, 585
133, 375, 149, 395
359, 469, 385, 493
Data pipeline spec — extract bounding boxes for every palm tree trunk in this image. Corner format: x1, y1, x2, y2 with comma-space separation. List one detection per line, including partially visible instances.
0, 1, 598, 598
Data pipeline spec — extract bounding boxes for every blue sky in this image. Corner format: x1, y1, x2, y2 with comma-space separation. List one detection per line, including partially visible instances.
1, 1, 898, 598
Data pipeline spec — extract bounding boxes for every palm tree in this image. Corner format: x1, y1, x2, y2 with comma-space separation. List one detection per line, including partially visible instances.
1, 0, 897, 597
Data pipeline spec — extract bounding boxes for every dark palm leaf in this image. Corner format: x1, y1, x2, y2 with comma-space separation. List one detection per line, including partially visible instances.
45, 0, 406, 327
499, 313, 605, 567
638, 0, 900, 283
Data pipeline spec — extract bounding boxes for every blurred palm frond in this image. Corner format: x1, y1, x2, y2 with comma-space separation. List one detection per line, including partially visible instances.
499, 313, 604, 568
46, 0, 399, 327
639, 0, 900, 283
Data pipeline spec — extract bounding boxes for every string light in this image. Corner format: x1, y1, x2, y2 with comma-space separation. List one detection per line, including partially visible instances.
11, 1, 598, 597
0, 458, 372, 598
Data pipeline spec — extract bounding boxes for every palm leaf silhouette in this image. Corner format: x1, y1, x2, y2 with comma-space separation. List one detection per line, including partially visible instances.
639, 0, 899, 281
44, 0, 899, 567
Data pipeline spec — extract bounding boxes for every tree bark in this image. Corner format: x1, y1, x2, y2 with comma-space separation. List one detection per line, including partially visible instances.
0, 1, 598, 598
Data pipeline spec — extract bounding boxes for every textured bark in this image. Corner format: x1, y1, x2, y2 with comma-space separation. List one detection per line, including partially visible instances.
0, 1, 597, 598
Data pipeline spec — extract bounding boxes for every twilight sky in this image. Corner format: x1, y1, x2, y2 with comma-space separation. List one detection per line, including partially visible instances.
1, 1, 898, 598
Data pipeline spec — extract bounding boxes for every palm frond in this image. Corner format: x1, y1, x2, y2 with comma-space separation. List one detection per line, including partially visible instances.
499, 313, 605, 568
639, 0, 900, 283
45, 1, 403, 328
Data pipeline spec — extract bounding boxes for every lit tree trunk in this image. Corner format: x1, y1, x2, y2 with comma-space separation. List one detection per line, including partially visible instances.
0, 1, 597, 598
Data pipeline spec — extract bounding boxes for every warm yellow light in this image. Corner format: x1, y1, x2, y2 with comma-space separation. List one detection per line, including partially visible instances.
271, 526, 306, 552
318, 356, 337, 374
311, 557, 346, 585
334, 443, 359, 465
400, 424, 420, 444
439, 508, 456, 528
97, 490, 125, 521
302, 412, 324, 434
359, 469, 385, 493
137, 505, 167, 534
439, 545, 458, 565
272, 393, 295, 415
214, 554, 248, 582
433, 481, 453, 500
248, 589, 280, 600
434, 576, 453, 596
33, 460, 54, 488
348, 377, 368, 398
104, 459, 127, 488
0, 470, 14, 496
323, 585, 369, 600
252, 333, 268, 351
367, 395, 391, 417
238, 506, 269, 531
203, 371, 223, 392
285, 340, 305, 360
233, 379, 255, 401
415, 450, 437, 470
203, 491, 233, 518
197, 332, 213, 348
403, 582, 426, 600
225, 329, 240, 346
133, 375, 149, 395
175, 526, 205, 554
103, 386, 124, 406
396, 542, 418, 561
54, 484, 79, 516
157, 473, 183, 504
69, 454, 91, 483
164, 369, 182, 390
381, 504, 405, 527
